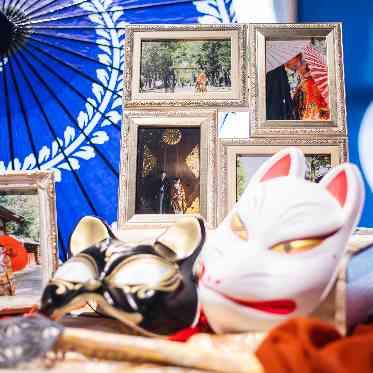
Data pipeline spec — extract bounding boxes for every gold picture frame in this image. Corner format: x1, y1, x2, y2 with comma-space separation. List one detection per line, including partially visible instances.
118, 109, 218, 229
0, 171, 58, 313
219, 137, 347, 222
249, 23, 347, 137
124, 24, 248, 108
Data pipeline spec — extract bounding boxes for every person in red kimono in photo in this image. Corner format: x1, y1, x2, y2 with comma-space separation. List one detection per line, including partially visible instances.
195, 72, 207, 93
170, 177, 187, 214
293, 57, 330, 121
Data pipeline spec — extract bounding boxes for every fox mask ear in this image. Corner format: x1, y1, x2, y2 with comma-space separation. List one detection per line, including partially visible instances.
325, 169, 348, 207
154, 217, 205, 262
250, 147, 306, 184
70, 216, 112, 256
320, 163, 365, 228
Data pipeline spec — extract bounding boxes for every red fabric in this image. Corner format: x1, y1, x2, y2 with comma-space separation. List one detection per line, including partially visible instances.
168, 310, 211, 342
256, 318, 373, 373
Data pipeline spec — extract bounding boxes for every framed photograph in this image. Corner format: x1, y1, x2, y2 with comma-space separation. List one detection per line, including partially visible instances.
0, 171, 57, 313
118, 110, 218, 229
124, 24, 248, 108
249, 23, 346, 137
219, 137, 347, 221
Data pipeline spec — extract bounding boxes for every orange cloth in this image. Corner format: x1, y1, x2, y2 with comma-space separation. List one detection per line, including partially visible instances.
256, 318, 373, 373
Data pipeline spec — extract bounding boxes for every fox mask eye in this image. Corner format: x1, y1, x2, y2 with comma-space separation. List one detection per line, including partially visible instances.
230, 211, 325, 254
271, 238, 324, 254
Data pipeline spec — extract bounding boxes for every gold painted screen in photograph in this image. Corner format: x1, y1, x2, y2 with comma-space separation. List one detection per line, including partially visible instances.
135, 126, 200, 215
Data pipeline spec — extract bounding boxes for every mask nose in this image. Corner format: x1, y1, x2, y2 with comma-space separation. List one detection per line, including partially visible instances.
202, 239, 264, 282
201, 268, 222, 288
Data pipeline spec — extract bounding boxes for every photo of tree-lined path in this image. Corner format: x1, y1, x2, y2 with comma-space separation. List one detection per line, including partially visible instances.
140, 39, 231, 94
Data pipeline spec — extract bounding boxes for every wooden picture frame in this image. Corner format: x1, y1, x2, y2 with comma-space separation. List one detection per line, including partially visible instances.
218, 137, 347, 222
0, 171, 58, 313
124, 24, 248, 108
248, 23, 347, 137
118, 109, 218, 229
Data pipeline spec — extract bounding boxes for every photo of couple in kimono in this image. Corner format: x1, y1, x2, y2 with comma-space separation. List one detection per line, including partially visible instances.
266, 38, 330, 121
135, 126, 200, 215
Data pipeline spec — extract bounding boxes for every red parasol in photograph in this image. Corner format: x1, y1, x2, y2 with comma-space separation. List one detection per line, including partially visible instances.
303, 45, 329, 104
0, 236, 28, 272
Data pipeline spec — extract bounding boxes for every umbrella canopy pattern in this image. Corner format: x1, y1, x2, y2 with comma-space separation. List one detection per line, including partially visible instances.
0, 0, 237, 260
303, 45, 329, 104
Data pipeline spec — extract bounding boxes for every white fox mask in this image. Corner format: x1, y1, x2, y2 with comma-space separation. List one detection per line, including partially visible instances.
199, 148, 365, 333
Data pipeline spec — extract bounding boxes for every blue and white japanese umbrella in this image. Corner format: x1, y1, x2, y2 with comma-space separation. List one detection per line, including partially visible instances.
0, 0, 213, 260
0, 0, 294, 260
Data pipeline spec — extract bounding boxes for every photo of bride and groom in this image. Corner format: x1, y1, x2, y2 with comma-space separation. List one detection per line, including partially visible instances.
135, 127, 200, 215
266, 38, 330, 121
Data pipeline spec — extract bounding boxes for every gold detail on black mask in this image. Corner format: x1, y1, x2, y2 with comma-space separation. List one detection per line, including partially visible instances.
106, 254, 182, 298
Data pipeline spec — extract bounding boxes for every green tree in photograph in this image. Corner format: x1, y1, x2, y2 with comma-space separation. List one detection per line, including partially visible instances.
306, 155, 331, 182
196, 40, 231, 87
140, 41, 162, 90
236, 157, 248, 201
141, 41, 181, 92
0, 193, 40, 241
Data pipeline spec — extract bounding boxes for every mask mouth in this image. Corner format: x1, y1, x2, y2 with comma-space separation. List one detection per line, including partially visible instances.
202, 281, 296, 315
220, 294, 297, 315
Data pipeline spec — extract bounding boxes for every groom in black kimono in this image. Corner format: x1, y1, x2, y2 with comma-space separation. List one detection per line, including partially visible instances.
266, 53, 302, 120
155, 170, 170, 214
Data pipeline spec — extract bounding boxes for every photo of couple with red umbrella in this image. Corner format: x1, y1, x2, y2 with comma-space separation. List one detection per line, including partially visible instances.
266, 38, 330, 121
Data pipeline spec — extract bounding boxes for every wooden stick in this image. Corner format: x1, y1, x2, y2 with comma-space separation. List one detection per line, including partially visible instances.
57, 328, 265, 373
